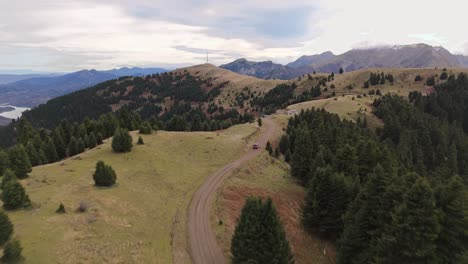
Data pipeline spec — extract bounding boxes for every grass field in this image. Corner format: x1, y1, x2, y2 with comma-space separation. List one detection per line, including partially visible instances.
212, 115, 335, 264
7, 123, 260, 264
287, 95, 383, 128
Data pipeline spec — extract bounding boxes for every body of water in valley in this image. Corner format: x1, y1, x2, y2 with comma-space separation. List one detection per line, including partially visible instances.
0, 104, 30, 119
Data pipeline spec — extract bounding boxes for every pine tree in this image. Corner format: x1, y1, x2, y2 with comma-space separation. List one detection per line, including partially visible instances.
303, 167, 351, 239
291, 129, 314, 185
56, 203, 66, 214
1, 239, 23, 263
25, 142, 41, 166
434, 176, 468, 263
0, 149, 9, 175
96, 132, 104, 145
87, 132, 97, 148
137, 136, 144, 145
52, 128, 66, 159
1, 169, 16, 190
266, 141, 273, 155
257, 117, 262, 127
77, 137, 85, 153
67, 136, 78, 156
139, 121, 153, 134
112, 128, 133, 152
339, 67, 344, 74
0, 211, 13, 246
1, 180, 29, 210
372, 177, 440, 263
44, 136, 59, 163
231, 197, 294, 264
8, 145, 32, 179
337, 165, 397, 264
279, 135, 290, 155
93, 161, 117, 187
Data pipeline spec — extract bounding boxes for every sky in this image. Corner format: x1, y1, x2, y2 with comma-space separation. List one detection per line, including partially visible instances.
1, 0, 467, 73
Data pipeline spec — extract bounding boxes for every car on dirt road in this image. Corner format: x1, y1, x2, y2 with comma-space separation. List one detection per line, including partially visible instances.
253, 143, 260, 149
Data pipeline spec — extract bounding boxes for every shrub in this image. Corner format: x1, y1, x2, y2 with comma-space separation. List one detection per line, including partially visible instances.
56, 203, 66, 214
1, 239, 23, 263
414, 75, 423, 82
77, 201, 88, 213
0, 211, 13, 246
139, 121, 153, 134
93, 161, 117, 187
137, 136, 144, 145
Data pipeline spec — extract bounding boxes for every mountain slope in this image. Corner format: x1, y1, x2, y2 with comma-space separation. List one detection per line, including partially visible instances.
0, 73, 62, 85
104, 67, 166, 77
286, 51, 335, 69
313, 44, 462, 73
222, 44, 467, 79
220, 59, 306, 80
0, 67, 167, 107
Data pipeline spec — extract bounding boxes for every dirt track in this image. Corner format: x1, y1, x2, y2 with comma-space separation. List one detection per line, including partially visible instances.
188, 117, 277, 264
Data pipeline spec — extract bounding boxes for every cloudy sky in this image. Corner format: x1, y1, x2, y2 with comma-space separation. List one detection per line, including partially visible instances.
1, 0, 467, 73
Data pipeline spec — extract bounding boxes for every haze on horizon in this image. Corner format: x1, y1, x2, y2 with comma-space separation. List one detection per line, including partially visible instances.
1, 0, 467, 73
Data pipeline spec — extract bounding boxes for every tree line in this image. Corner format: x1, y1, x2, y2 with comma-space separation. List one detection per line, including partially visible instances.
279, 82, 468, 263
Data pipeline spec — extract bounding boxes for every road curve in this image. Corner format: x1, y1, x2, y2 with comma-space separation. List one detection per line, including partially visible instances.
188, 117, 277, 264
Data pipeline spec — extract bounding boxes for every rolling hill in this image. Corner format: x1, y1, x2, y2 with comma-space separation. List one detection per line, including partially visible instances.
220, 59, 308, 80
0, 67, 167, 107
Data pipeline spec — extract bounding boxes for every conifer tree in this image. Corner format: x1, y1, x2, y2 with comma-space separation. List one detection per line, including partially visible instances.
231, 197, 294, 264
0, 149, 9, 175
93, 161, 117, 187
96, 132, 104, 145
303, 167, 351, 239
279, 135, 290, 155
339, 67, 344, 74
1, 169, 16, 190
44, 136, 59, 163
1, 239, 23, 263
25, 143, 41, 166
77, 137, 85, 153
87, 132, 97, 149
67, 136, 78, 156
434, 176, 468, 263
266, 141, 273, 155
139, 121, 153, 134
137, 136, 144, 145
0, 211, 13, 246
372, 177, 440, 263
257, 117, 262, 127
112, 128, 133, 152
1, 180, 30, 210
337, 165, 396, 264
8, 145, 32, 179
56, 203, 66, 214
52, 129, 66, 159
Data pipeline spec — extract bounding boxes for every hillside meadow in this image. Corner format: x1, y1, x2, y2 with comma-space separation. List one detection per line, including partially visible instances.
7, 123, 260, 263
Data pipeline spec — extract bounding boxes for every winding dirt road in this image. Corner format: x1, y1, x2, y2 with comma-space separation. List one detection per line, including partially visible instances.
188, 117, 277, 264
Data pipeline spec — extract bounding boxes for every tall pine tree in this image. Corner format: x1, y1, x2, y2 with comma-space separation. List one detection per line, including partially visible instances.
231, 197, 294, 264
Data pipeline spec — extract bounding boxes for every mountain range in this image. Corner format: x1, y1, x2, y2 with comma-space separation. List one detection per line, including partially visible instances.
221, 44, 468, 80
0, 67, 166, 107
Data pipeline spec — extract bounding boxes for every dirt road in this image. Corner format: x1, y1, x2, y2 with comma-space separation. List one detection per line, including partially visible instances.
188, 117, 277, 264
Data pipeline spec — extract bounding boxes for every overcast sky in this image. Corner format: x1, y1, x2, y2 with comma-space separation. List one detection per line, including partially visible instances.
1, 0, 467, 73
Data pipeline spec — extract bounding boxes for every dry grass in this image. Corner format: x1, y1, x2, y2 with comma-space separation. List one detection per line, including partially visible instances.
212, 116, 335, 264
8, 123, 260, 264
287, 95, 383, 128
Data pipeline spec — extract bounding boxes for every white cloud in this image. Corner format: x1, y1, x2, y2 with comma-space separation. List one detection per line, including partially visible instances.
0, 0, 467, 72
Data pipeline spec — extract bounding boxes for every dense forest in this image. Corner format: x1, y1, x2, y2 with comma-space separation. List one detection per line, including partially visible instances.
0, 71, 256, 148
279, 73, 468, 263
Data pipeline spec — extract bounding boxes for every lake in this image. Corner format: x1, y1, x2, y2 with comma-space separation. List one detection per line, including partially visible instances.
0, 104, 30, 119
